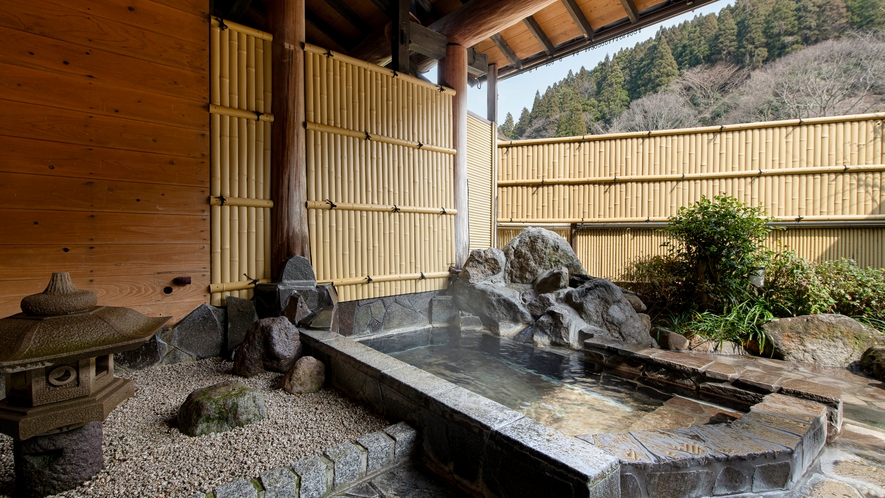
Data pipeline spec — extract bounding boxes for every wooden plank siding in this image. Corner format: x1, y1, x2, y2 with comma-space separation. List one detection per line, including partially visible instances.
0, 0, 210, 322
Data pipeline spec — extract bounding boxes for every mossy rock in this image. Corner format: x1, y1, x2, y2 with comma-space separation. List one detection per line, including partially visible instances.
860, 346, 885, 381
177, 381, 267, 436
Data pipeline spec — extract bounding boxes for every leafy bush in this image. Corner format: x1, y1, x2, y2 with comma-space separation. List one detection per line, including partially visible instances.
663, 194, 776, 311
671, 298, 774, 348
815, 259, 885, 320
619, 255, 691, 316
761, 249, 834, 316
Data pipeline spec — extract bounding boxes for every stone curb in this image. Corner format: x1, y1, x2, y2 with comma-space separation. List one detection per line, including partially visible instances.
187, 423, 416, 498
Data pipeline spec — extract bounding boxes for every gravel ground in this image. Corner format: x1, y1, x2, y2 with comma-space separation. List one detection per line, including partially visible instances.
0, 358, 389, 498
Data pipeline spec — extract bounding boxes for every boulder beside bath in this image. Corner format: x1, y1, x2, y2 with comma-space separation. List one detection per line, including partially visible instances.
278, 356, 326, 394
233, 317, 302, 377
761, 314, 884, 369
177, 381, 267, 436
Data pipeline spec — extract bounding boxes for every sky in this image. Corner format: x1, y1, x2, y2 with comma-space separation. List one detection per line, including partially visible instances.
466, 1, 730, 122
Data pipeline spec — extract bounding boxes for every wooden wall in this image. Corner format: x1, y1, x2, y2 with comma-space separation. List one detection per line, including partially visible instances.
0, 0, 211, 321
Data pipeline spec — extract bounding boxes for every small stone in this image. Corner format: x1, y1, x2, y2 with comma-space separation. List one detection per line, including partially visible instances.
278, 356, 325, 394
233, 316, 302, 377
177, 381, 268, 436
653, 328, 690, 350
356, 431, 395, 472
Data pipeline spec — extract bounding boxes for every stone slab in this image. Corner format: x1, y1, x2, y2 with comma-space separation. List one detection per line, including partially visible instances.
292, 455, 333, 498
214, 479, 259, 498
734, 369, 785, 393
384, 422, 417, 461
325, 442, 366, 488
583, 432, 656, 465
779, 378, 842, 405
628, 430, 723, 469
260, 467, 299, 498
702, 361, 739, 382
648, 351, 715, 373
356, 431, 395, 472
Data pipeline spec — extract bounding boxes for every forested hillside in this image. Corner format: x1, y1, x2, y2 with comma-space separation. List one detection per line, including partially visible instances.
499, 0, 885, 139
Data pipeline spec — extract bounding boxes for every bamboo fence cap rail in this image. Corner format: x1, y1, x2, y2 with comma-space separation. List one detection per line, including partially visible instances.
211, 17, 273, 41
210, 104, 275, 122
497, 112, 885, 147
498, 215, 885, 225
210, 196, 274, 208
307, 122, 456, 155
317, 271, 450, 287
306, 200, 456, 215
497, 164, 885, 187
209, 278, 271, 294
305, 44, 457, 96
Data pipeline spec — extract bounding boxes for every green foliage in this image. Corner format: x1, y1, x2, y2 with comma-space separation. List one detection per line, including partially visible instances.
664, 195, 776, 310
815, 259, 885, 320
672, 298, 774, 347
847, 0, 885, 31
619, 255, 692, 316
760, 249, 835, 316
499, 112, 515, 139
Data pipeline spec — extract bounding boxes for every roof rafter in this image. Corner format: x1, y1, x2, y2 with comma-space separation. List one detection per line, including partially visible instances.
306, 8, 356, 52
559, 0, 594, 40
491, 33, 523, 69
523, 16, 555, 56
620, 0, 639, 24
324, 0, 374, 35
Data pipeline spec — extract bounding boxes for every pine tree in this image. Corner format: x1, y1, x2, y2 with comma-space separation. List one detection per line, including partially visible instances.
499, 112, 515, 138
736, 0, 771, 68
847, 0, 885, 31
816, 0, 848, 41
634, 34, 680, 97
597, 58, 630, 125
764, 0, 799, 58
715, 9, 739, 63
556, 89, 587, 137
513, 108, 531, 139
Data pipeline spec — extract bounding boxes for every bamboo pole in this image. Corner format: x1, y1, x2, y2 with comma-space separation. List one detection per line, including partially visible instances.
210, 104, 275, 121
305, 122, 455, 155
209, 279, 271, 293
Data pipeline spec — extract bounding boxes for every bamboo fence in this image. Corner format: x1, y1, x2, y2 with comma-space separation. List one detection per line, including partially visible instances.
305, 45, 456, 301
467, 113, 497, 250
497, 114, 885, 277
209, 18, 273, 305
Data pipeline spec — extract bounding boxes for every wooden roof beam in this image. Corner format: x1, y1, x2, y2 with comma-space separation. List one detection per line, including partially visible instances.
620, 0, 639, 24
560, 0, 594, 40
306, 8, 356, 52
324, 0, 374, 35
523, 15, 554, 56
429, 0, 558, 47
491, 33, 523, 70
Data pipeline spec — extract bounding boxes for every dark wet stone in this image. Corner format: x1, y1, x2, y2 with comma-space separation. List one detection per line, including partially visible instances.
381, 302, 427, 332
714, 466, 750, 494
533, 267, 569, 294
284, 293, 312, 327
753, 461, 792, 491
646, 469, 714, 497
13, 422, 104, 498
171, 304, 224, 359
620, 473, 643, 498
162, 346, 195, 365
233, 317, 302, 377
430, 296, 455, 326
116, 331, 166, 370
278, 255, 317, 286
860, 346, 885, 381
226, 296, 258, 357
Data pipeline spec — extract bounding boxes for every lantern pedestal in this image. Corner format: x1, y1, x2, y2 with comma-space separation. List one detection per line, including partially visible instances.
13, 421, 104, 498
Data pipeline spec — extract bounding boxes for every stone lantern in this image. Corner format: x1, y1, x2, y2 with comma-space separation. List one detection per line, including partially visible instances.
0, 272, 169, 498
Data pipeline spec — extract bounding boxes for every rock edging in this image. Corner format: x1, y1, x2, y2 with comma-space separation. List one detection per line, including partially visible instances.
187, 422, 416, 498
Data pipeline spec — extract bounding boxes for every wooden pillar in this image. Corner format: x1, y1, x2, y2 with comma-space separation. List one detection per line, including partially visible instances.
268, 0, 310, 280
443, 44, 469, 268
390, 0, 410, 73
487, 63, 498, 123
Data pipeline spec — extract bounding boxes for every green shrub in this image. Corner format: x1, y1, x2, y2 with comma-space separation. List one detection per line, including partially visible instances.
663, 194, 776, 311
671, 298, 774, 348
619, 255, 691, 315
761, 249, 834, 317
815, 259, 885, 321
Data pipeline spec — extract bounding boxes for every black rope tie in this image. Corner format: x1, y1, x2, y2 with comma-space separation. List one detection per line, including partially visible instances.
796, 216, 804, 222
681, 173, 685, 181
216, 17, 228, 31
365, 131, 371, 141
325, 49, 333, 58
243, 273, 259, 286
254, 111, 263, 120
325, 199, 337, 209
392, 205, 401, 213
843, 166, 850, 173
420, 272, 426, 280
441, 207, 447, 215
392, 70, 399, 78
366, 276, 373, 283
438, 85, 445, 93
218, 195, 227, 206
417, 142, 423, 149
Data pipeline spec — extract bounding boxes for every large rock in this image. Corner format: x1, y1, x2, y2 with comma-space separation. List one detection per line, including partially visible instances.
177, 381, 267, 436
761, 314, 884, 368
13, 421, 103, 498
233, 317, 302, 377
859, 346, 885, 381
532, 305, 597, 349
452, 280, 533, 338
226, 296, 259, 357
171, 304, 224, 359
564, 279, 656, 347
503, 227, 587, 284
461, 248, 507, 284
533, 267, 569, 294
278, 356, 326, 394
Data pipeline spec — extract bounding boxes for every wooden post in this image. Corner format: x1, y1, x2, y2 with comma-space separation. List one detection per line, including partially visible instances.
443, 44, 469, 268
390, 0, 410, 73
487, 63, 498, 123
268, 0, 310, 280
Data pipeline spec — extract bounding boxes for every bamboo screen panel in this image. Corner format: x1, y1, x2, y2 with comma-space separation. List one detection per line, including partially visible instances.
569, 226, 885, 280
305, 45, 456, 302
498, 114, 885, 223
467, 113, 496, 250
209, 19, 273, 305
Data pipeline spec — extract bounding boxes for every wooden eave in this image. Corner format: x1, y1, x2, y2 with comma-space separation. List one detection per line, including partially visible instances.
215, 0, 719, 81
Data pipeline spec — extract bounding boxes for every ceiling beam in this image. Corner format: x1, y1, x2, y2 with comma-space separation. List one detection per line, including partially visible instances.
391, 0, 410, 72
560, 0, 594, 40
410, 22, 447, 59
620, 0, 639, 24
523, 16, 554, 56
324, 0, 374, 35
491, 33, 522, 70
369, 0, 392, 16
306, 8, 356, 52
428, 0, 558, 47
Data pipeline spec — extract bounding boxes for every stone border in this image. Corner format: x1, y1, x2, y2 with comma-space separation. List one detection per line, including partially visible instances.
187, 422, 416, 498
583, 337, 844, 441
301, 329, 837, 498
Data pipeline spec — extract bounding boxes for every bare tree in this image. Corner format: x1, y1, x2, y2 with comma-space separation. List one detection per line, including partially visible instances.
673, 63, 749, 124
608, 92, 699, 132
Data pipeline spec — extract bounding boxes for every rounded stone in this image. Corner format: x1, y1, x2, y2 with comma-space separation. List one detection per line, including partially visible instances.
278, 356, 326, 394
177, 381, 267, 436
13, 421, 104, 498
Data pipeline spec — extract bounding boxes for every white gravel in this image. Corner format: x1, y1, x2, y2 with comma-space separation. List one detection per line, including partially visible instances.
0, 358, 389, 498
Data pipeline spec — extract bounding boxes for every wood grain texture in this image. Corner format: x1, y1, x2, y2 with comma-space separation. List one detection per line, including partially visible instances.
429, 0, 558, 47
0, 210, 208, 246
0, 137, 207, 187
0, 62, 208, 131
444, 44, 470, 268
0, 99, 208, 158
0, 26, 208, 103
0, 172, 208, 215
149, 0, 209, 19
0, 2, 207, 73
0, 244, 208, 281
